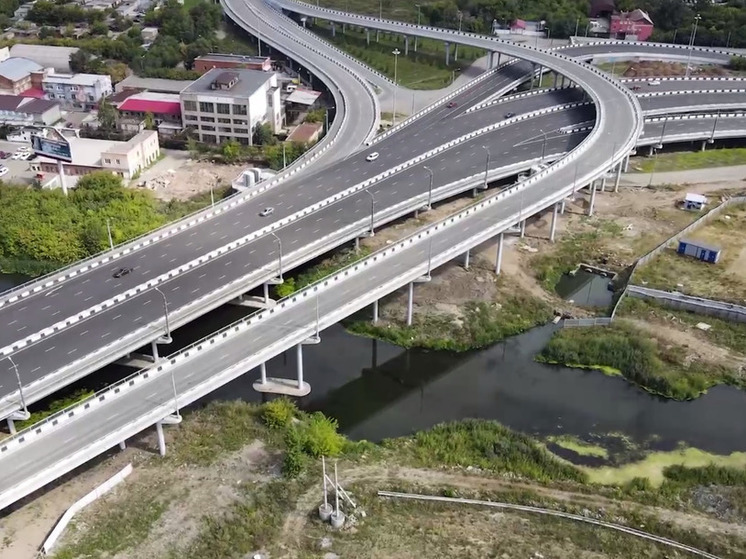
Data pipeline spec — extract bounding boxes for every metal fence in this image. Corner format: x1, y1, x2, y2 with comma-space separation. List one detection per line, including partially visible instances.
563, 318, 613, 327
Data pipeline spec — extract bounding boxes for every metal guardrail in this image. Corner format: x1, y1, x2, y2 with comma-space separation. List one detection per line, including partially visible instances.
563, 318, 612, 327
627, 285, 746, 323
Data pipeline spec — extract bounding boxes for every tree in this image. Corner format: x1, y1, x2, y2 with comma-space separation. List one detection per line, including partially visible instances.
221, 139, 241, 163
107, 62, 129, 84
144, 112, 155, 130
69, 49, 91, 73
89, 20, 109, 36
253, 123, 276, 146
75, 171, 124, 191
97, 97, 117, 130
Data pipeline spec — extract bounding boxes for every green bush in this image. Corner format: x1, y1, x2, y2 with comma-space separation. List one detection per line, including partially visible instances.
282, 427, 307, 478
301, 412, 345, 458
261, 398, 296, 429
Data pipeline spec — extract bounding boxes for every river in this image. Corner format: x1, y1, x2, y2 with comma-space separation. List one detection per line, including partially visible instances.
4, 272, 746, 458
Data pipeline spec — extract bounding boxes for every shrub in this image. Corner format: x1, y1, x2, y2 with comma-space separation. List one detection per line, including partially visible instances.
300, 412, 345, 458
261, 398, 296, 429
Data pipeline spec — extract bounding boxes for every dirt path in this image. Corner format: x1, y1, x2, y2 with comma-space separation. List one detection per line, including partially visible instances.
280, 465, 746, 556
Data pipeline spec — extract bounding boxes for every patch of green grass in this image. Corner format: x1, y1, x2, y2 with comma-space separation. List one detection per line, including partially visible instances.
165, 401, 271, 466
536, 322, 743, 400
633, 147, 746, 173
54, 485, 169, 559
618, 297, 746, 356
547, 435, 609, 459
309, 22, 483, 89
17, 389, 93, 431
384, 419, 587, 484
346, 291, 554, 351
275, 246, 371, 298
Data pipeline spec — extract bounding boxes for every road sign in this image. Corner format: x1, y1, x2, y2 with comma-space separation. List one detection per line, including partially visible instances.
31, 134, 72, 163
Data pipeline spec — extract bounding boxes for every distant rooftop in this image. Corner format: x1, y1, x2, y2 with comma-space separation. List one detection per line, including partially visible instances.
116, 75, 194, 94
286, 89, 322, 106
182, 67, 274, 98
119, 92, 181, 115
9, 44, 79, 72
0, 57, 42, 82
195, 53, 271, 64
44, 72, 108, 86
0, 94, 58, 113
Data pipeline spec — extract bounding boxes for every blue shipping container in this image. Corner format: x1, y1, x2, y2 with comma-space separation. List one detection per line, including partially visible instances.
677, 238, 721, 264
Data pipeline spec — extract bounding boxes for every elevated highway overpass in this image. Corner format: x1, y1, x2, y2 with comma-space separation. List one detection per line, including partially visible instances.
3, 0, 746, 508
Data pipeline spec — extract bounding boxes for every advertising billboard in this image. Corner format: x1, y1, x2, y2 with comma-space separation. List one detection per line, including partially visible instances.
31, 134, 72, 163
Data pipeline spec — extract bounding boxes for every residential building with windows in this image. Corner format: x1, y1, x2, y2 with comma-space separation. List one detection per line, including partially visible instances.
0, 57, 43, 94
0, 95, 61, 125
179, 68, 282, 145
42, 72, 113, 110
193, 54, 273, 74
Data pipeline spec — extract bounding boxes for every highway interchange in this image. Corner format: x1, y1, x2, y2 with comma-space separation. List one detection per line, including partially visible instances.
1, 0, 746, 510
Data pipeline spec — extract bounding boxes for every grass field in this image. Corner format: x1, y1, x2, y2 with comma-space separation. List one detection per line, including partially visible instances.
309, 22, 483, 89
633, 148, 746, 173
633, 203, 746, 303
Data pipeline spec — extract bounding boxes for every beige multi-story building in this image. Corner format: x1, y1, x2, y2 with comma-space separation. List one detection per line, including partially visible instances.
180, 68, 282, 145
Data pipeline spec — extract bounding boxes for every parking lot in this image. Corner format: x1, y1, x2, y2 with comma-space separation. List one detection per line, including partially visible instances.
0, 139, 45, 186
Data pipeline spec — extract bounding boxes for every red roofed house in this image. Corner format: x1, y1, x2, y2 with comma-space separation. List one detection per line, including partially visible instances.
116, 91, 183, 135
510, 19, 527, 33
610, 9, 654, 41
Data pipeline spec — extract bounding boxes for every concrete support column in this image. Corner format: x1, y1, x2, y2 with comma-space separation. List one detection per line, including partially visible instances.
342, 23, 346, 34
151, 339, 159, 361
537, 65, 543, 87
488, 51, 495, 68
119, 441, 126, 451
156, 422, 166, 456
263, 282, 270, 303
372, 299, 379, 324
614, 163, 622, 192
701, 140, 707, 152
260, 362, 267, 384
296, 343, 304, 389
376, 29, 380, 42
530, 63, 536, 91
497, 52, 501, 66
406, 282, 414, 326
623, 154, 630, 173
331, 22, 336, 37
414, 34, 418, 52
550, 203, 559, 243
588, 182, 597, 217
354, 236, 360, 252
560, 199, 566, 214
445, 42, 451, 66
404, 36, 409, 56
495, 233, 504, 274
6, 418, 15, 435
366, 28, 370, 45
463, 249, 470, 270
520, 219, 526, 238
600, 176, 607, 192
648, 145, 655, 157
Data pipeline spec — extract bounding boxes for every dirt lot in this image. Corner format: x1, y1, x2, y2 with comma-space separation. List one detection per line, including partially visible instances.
634, 202, 746, 303
131, 150, 247, 201
618, 60, 732, 78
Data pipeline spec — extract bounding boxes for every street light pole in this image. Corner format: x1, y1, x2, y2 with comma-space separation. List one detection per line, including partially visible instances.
106, 218, 114, 250
270, 232, 283, 280
153, 286, 171, 340
710, 110, 720, 143
481, 145, 491, 190
423, 165, 433, 210
365, 189, 375, 236
392, 49, 400, 126
455, 11, 462, 61
415, 4, 421, 52
685, 13, 701, 79
540, 129, 548, 161
282, 142, 287, 169
6, 356, 27, 415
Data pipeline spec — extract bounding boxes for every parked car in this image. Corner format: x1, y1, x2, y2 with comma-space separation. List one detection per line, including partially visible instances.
0, 166, 9, 177
11, 152, 22, 160
18, 152, 31, 160
2, 152, 11, 159
365, 152, 380, 162
27, 153, 37, 161
17, 146, 30, 152
259, 207, 275, 217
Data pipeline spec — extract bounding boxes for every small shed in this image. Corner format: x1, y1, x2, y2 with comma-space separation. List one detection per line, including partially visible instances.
677, 238, 722, 264
683, 193, 707, 211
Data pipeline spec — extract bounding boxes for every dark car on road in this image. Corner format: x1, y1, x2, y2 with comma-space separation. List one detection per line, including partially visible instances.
113, 267, 133, 278
504, 112, 516, 119
446, 101, 458, 108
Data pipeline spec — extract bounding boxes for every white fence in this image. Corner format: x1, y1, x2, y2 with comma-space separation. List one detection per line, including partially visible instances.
627, 286, 746, 323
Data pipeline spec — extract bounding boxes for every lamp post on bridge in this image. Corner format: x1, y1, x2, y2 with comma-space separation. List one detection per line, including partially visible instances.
153, 286, 171, 342
539, 129, 548, 162
415, 4, 421, 52
392, 49, 400, 126
270, 231, 283, 281
685, 13, 701, 79
481, 145, 491, 190
423, 165, 433, 210
106, 218, 114, 250
455, 11, 463, 61
5, 355, 27, 418
364, 188, 376, 236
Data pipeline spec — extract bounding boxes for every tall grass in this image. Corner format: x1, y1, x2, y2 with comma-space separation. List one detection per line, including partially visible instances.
385, 419, 587, 483
537, 322, 743, 400
347, 294, 553, 351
